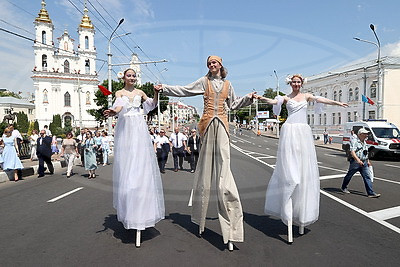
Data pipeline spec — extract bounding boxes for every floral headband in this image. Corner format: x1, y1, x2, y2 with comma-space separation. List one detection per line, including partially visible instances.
285, 74, 307, 85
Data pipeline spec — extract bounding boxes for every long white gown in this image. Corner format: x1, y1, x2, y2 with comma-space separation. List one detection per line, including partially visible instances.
264, 97, 320, 227
112, 95, 165, 230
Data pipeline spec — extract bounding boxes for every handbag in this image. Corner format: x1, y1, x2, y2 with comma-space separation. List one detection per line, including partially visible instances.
368, 165, 374, 182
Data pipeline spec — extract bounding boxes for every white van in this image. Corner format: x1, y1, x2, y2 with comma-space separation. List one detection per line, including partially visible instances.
342, 120, 400, 159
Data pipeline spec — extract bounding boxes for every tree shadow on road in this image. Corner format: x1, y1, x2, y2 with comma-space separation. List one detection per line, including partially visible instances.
244, 212, 308, 244
167, 212, 227, 251
97, 214, 161, 244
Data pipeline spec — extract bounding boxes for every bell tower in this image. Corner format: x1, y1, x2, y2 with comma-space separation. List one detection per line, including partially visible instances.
77, 0, 96, 75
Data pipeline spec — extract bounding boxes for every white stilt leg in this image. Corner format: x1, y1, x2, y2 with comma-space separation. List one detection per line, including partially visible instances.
136, 230, 141, 248
228, 241, 234, 251
188, 189, 194, 207
288, 220, 293, 243
299, 226, 304, 235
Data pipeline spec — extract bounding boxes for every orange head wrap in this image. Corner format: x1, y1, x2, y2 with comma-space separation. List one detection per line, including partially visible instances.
207, 55, 223, 67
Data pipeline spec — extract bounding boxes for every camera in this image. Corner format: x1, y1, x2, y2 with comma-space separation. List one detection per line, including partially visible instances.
85, 148, 89, 152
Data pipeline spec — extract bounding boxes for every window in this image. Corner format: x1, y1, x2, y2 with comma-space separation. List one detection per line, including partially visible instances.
324, 114, 327, 125
370, 82, 377, 98
348, 88, 353, 102
369, 110, 376, 119
42, 31, 46, 44
85, 59, 90, 74
333, 91, 337, 101
319, 114, 322, 125
86, 92, 91, 105
338, 112, 342, 124
332, 113, 336, 125
28, 109, 33, 115
64, 41, 68, 51
311, 114, 314, 125
85, 36, 89, 49
354, 87, 359, 101
43, 89, 48, 103
324, 92, 328, 98
347, 112, 351, 122
64, 60, 70, 73
64, 92, 71, 107
353, 111, 358, 122
307, 115, 310, 125
339, 90, 342, 102
42, 54, 47, 70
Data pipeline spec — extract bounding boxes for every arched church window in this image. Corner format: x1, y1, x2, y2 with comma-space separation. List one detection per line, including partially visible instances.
339, 90, 342, 102
333, 91, 337, 101
42, 54, 47, 70
354, 87, 359, 101
370, 82, 377, 98
64, 60, 70, 73
85, 36, 89, 50
43, 89, 48, 103
64, 41, 68, 51
64, 92, 71, 107
85, 60, 90, 74
348, 88, 353, 102
42, 31, 46, 44
86, 91, 91, 105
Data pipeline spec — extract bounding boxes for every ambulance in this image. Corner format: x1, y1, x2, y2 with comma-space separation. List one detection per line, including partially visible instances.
342, 119, 400, 159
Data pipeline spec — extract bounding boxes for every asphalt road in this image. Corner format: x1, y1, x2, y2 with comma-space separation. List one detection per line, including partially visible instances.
1, 129, 399, 266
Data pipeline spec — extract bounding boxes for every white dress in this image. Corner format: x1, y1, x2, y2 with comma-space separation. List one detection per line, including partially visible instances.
264, 97, 320, 227
112, 95, 165, 230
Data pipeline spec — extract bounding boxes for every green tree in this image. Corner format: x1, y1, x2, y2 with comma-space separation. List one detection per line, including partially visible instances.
33, 120, 39, 131
0, 91, 22, 99
262, 88, 288, 121
64, 117, 73, 134
0, 121, 8, 134
87, 79, 124, 126
49, 114, 62, 136
16, 111, 29, 133
27, 121, 35, 136
138, 82, 169, 122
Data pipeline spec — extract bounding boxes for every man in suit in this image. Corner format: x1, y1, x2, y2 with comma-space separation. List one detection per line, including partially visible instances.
187, 129, 201, 173
169, 127, 187, 172
36, 129, 54, 177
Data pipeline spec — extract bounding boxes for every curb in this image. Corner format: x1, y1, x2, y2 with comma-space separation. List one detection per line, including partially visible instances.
0, 161, 64, 183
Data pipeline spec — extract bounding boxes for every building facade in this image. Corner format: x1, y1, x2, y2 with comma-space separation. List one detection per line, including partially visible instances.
305, 57, 400, 137
161, 101, 197, 126
32, 0, 99, 129
0, 96, 35, 123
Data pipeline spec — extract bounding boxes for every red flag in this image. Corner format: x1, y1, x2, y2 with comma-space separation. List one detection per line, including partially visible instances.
98, 85, 112, 96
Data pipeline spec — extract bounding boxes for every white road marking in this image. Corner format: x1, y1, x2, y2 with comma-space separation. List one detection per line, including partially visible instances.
47, 187, 84, 203
320, 191, 400, 234
385, 164, 400, 169
256, 156, 276, 159
369, 206, 400, 221
231, 142, 400, 235
265, 147, 270, 150
258, 145, 262, 148
324, 153, 337, 157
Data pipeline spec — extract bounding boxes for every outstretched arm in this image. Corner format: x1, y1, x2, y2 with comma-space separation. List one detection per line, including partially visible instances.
257, 95, 279, 105
307, 93, 348, 107
227, 83, 256, 110
154, 77, 206, 97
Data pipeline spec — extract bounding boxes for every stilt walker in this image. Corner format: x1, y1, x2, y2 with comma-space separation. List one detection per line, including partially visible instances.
155, 56, 256, 251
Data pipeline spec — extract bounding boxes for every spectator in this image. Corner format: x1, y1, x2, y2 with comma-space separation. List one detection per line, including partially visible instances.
29, 129, 39, 161
77, 128, 86, 166
169, 127, 187, 172
37, 130, 54, 178
51, 135, 59, 155
44, 125, 52, 136
187, 129, 201, 173
83, 131, 97, 179
60, 132, 79, 178
154, 129, 170, 173
93, 131, 103, 165
323, 128, 329, 144
0, 127, 23, 181
101, 131, 111, 166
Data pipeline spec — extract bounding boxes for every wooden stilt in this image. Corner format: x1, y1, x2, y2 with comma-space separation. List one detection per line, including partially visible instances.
299, 226, 304, 235
136, 230, 141, 248
228, 241, 234, 251
288, 220, 293, 243
188, 189, 194, 207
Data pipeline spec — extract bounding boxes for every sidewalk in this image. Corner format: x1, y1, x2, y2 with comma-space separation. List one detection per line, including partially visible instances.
252, 129, 343, 151
0, 154, 65, 183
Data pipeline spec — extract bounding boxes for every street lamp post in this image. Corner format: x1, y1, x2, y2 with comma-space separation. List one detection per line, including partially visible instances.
353, 23, 382, 119
107, 18, 125, 134
273, 70, 280, 138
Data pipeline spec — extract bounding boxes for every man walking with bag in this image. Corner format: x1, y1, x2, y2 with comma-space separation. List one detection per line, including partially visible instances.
341, 128, 380, 198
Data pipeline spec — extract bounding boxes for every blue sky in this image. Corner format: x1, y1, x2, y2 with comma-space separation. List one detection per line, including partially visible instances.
0, 0, 399, 112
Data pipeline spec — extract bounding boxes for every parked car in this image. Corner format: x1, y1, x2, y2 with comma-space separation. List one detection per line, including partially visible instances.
342, 119, 400, 159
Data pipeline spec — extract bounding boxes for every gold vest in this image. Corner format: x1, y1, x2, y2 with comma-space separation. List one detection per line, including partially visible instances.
197, 79, 230, 137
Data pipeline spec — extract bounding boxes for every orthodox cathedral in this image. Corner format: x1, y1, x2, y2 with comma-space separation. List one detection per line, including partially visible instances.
32, 0, 99, 129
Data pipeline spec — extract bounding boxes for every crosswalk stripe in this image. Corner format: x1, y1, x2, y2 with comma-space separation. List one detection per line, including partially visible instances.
369, 206, 400, 221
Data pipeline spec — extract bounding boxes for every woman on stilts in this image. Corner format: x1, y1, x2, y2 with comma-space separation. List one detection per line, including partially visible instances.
155, 56, 256, 251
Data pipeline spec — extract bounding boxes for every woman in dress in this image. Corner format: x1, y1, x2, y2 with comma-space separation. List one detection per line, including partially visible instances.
257, 74, 348, 243
51, 135, 59, 155
60, 132, 79, 178
154, 56, 256, 251
83, 131, 97, 179
0, 127, 24, 181
104, 68, 164, 248
29, 129, 39, 161
93, 131, 103, 165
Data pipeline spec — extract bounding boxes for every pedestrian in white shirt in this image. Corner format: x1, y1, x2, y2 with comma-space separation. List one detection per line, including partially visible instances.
154, 129, 170, 173
169, 127, 187, 171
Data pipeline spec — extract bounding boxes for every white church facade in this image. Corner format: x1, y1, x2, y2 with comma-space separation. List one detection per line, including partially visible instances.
32, 0, 99, 129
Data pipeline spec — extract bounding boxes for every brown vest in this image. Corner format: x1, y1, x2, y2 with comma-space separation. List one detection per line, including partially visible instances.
197, 79, 230, 137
